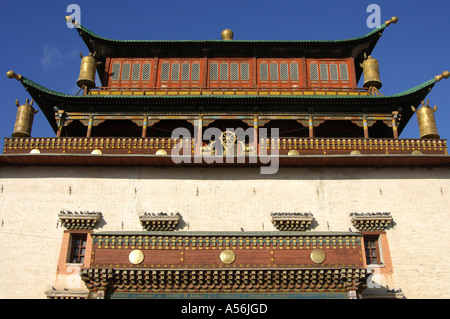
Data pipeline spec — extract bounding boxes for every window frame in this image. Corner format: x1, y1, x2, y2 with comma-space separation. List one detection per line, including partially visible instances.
363, 234, 383, 266
109, 58, 154, 88
208, 58, 253, 88
257, 59, 303, 88
157, 58, 203, 88
306, 58, 354, 89
68, 233, 88, 264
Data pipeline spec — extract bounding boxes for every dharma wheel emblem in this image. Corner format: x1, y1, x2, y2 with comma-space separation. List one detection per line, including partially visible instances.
220, 130, 237, 150
129, 249, 145, 265
220, 249, 236, 265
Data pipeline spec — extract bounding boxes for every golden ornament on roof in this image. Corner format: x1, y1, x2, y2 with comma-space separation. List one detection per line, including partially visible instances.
411, 99, 440, 139
221, 29, 234, 40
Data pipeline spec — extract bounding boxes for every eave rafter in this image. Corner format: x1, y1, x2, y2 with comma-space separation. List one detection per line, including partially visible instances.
80, 267, 370, 293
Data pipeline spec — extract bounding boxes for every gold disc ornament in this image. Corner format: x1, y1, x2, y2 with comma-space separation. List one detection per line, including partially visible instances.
129, 249, 145, 265
220, 249, 236, 265
310, 249, 326, 264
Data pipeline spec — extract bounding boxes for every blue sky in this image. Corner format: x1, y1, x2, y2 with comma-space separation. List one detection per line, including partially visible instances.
0, 0, 449, 150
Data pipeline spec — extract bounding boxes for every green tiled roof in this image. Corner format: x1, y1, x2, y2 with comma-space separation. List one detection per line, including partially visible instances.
75, 22, 388, 45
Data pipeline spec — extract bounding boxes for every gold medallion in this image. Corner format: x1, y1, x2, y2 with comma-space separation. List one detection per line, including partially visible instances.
310, 249, 326, 264
129, 249, 145, 265
220, 249, 236, 265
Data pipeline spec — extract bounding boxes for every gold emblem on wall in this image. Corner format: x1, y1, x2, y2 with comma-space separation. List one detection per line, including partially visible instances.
310, 249, 326, 264
129, 249, 145, 265
220, 249, 236, 265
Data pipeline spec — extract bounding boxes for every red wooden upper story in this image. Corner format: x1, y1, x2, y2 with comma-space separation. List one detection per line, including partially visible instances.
104, 57, 356, 91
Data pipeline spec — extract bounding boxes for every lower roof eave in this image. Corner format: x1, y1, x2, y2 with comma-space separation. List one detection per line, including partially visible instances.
0, 154, 449, 168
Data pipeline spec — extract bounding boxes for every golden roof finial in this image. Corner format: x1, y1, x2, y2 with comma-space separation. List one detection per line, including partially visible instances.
385, 16, 399, 26
6, 70, 22, 81
435, 70, 450, 82
65, 15, 79, 27
221, 29, 234, 40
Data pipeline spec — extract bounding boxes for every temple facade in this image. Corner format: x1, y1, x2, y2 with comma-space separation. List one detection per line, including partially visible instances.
0, 15, 449, 299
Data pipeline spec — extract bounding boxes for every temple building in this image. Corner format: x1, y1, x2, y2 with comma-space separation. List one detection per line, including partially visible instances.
0, 15, 449, 299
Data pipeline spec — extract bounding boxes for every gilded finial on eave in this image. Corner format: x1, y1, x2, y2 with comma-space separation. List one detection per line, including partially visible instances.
434, 70, 450, 82
385, 16, 398, 26
6, 70, 22, 81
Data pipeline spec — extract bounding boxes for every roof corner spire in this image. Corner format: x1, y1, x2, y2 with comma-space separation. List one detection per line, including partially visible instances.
6, 70, 22, 81
384, 16, 398, 27
434, 70, 450, 82
65, 15, 80, 28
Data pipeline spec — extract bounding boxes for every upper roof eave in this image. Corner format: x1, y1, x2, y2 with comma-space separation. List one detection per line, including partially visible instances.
73, 20, 388, 58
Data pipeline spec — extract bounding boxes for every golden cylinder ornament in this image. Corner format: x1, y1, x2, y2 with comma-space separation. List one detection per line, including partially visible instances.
12, 99, 38, 137
412, 100, 439, 139
77, 52, 97, 88
360, 55, 382, 89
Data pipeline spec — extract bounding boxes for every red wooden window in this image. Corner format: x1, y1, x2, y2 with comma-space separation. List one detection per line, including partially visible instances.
307, 59, 354, 89
208, 59, 253, 88
257, 59, 303, 88
109, 58, 154, 88
157, 59, 203, 88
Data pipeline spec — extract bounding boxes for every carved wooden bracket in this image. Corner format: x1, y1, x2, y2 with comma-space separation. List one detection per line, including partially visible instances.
58, 211, 101, 231
80, 267, 369, 293
139, 212, 181, 231
271, 212, 314, 231
350, 212, 393, 232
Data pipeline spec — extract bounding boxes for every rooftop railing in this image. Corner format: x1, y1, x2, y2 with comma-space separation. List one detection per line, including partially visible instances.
4, 137, 447, 156
85, 86, 371, 97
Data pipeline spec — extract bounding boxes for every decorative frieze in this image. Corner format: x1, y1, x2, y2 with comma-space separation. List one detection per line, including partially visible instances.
350, 212, 393, 232
271, 212, 314, 231
139, 212, 181, 231
91, 232, 361, 250
58, 211, 101, 231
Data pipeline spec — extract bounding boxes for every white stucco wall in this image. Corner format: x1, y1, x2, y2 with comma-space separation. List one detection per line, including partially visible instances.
0, 165, 448, 298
